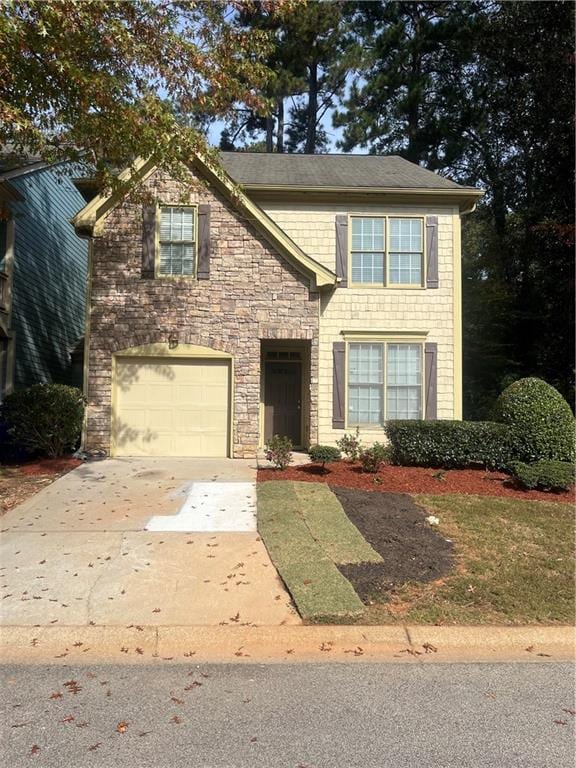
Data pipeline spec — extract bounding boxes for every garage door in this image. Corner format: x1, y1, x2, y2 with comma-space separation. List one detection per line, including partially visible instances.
113, 357, 230, 457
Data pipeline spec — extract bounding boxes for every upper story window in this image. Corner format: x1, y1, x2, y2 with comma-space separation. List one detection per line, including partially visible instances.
158, 206, 196, 277
349, 216, 424, 287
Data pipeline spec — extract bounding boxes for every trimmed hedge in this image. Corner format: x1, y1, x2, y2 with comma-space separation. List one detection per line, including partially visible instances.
385, 420, 514, 470
493, 377, 575, 463
510, 460, 574, 492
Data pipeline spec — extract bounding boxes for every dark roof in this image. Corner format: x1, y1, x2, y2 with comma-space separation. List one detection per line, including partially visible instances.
219, 152, 475, 192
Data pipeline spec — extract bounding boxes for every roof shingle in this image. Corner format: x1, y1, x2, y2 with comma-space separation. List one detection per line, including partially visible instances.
219, 152, 475, 191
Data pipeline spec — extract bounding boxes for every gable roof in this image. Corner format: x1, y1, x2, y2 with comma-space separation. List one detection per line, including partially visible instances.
220, 152, 479, 193
71, 155, 338, 289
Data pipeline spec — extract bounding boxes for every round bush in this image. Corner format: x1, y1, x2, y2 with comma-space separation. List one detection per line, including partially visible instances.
493, 378, 575, 463
2, 384, 86, 458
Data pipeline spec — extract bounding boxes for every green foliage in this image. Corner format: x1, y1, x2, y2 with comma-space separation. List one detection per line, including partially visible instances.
3, 384, 86, 458
494, 378, 575, 463
0, 0, 281, 187
335, 427, 363, 461
385, 421, 513, 470
510, 461, 574, 493
264, 434, 293, 470
308, 444, 341, 472
358, 442, 391, 474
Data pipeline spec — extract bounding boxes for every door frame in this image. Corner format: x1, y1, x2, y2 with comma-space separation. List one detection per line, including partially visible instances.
110, 342, 233, 457
260, 344, 309, 450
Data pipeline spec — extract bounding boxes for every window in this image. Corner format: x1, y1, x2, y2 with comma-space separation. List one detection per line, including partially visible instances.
389, 218, 423, 285
351, 217, 385, 284
349, 216, 424, 286
347, 341, 422, 425
158, 206, 196, 277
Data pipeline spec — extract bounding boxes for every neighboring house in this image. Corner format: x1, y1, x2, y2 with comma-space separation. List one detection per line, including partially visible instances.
72, 152, 482, 458
0, 158, 89, 400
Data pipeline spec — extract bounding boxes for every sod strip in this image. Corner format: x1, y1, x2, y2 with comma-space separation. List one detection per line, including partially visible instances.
292, 481, 383, 565
257, 482, 365, 622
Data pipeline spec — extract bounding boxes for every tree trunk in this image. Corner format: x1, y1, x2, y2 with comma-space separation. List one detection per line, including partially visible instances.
276, 98, 284, 153
266, 116, 274, 153
305, 61, 318, 154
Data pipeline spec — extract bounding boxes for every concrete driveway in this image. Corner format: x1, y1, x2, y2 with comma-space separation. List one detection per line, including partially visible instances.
0, 458, 299, 628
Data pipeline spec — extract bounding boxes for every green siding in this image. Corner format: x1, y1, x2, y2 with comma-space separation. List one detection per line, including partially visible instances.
9, 166, 88, 389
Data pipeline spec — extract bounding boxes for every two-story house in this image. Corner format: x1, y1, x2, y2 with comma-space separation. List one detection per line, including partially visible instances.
0, 157, 88, 401
72, 152, 482, 458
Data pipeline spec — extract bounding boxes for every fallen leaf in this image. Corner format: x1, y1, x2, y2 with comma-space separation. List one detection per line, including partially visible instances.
422, 642, 438, 653
116, 720, 129, 734
170, 715, 182, 724
49, 692, 63, 700
88, 743, 101, 751
30, 745, 41, 755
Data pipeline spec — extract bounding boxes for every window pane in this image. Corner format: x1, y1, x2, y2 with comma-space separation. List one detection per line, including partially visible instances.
390, 218, 422, 253
386, 344, 422, 419
351, 252, 384, 284
389, 252, 422, 284
348, 344, 383, 424
351, 217, 385, 252
159, 243, 195, 276
160, 207, 195, 243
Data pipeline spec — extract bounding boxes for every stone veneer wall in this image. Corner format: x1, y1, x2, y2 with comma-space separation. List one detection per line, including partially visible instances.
85, 167, 320, 457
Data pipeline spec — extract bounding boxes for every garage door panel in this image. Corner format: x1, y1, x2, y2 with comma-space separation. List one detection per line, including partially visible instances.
113, 357, 230, 457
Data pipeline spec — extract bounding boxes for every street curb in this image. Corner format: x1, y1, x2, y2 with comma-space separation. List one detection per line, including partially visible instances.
1, 625, 573, 664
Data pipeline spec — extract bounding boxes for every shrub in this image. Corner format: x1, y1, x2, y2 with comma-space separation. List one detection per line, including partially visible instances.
308, 444, 341, 473
385, 420, 514, 470
2, 384, 86, 458
359, 442, 391, 473
493, 377, 575, 463
264, 434, 293, 470
336, 427, 364, 461
510, 460, 574, 492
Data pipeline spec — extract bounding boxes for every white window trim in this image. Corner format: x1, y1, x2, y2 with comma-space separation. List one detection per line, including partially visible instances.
345, 337, 425, 428
155, 204, 198, 279
348, 214, 426, 289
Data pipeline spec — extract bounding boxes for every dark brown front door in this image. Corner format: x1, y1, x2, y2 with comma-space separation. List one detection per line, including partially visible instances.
264, 361, 302, 445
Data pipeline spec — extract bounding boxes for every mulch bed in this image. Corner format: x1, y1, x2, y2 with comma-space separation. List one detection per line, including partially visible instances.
0, 456, 82, 515
332, 487, 454, 602
257, 461, 573, 502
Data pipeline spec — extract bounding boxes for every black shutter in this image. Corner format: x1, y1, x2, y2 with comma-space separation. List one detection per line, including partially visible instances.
332, 341, 346, 429
197, 204, 211, 280
426, 216, 439, 288
142, 205, 157, 278
335, 215, 348, 288
424, 342, 438, 420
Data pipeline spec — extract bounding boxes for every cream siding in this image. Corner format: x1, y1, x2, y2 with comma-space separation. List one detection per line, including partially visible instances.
261, 202, 460, 445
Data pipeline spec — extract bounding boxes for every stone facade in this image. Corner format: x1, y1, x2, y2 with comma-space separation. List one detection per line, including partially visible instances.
85, 167, 320, 458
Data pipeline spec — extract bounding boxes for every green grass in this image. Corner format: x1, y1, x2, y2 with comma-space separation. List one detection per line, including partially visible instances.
257, 481, 368, 622
292, 482, 382, 565
362, 494, 575, 625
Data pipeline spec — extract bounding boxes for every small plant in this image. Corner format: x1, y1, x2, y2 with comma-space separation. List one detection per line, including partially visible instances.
336, 427, 363, 461
308, 444, 341, 473
2, 384, 86, 458
510, 460, 574, 492
359, 442, 390, 473
264, 435, 293, 470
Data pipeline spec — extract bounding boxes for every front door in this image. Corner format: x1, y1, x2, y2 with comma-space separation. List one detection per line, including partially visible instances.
264, 361, 302, 446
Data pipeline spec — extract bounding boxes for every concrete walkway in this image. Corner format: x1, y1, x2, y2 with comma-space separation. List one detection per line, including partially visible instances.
0, 458, 299, 628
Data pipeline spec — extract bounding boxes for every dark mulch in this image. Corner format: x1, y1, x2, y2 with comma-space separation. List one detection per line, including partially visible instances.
332, 487, 454, 603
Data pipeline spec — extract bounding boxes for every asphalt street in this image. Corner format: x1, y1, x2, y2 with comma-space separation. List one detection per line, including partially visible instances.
1, 662, 574, 768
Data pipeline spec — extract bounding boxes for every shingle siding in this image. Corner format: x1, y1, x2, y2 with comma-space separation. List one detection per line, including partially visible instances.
9, 167, 88, 389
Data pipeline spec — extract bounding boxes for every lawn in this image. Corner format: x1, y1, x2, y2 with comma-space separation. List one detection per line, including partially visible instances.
257, 479, 574, 626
